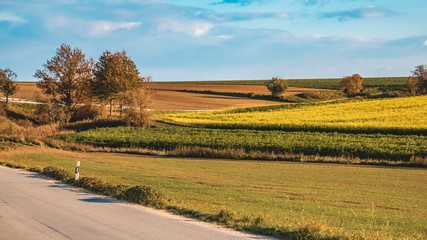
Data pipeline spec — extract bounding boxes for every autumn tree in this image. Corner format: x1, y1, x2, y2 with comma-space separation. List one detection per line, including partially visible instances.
0, 68, 19, 104
34, 99, 67, 124
341, 74, 363, 96
92, 50, 142, 117
123, 76, 153, 127
408, 65, 427, 95
266, 77, 288, 98
34, 44, 94, 120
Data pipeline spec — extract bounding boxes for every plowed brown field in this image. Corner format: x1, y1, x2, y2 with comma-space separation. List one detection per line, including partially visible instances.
153, 83, 334, 95
14, 82, 47, 101
14, 82, 330, 110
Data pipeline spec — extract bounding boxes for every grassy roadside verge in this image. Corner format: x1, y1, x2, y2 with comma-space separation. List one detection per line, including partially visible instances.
0, 146, 425, 239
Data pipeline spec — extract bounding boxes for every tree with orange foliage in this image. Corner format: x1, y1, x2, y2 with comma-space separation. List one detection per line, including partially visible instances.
92, 50, 143, 117
341, 74, 363, 96
408, 65, 427, 95
34, 44, 94, 120
0, 68, 19, 104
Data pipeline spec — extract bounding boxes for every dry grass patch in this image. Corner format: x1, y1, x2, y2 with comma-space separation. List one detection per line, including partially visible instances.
14, 82, 47, 101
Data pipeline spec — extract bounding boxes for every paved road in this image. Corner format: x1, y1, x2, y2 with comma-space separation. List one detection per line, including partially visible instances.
0, 166, 266, 240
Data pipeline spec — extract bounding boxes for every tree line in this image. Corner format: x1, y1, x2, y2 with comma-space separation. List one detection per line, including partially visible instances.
265, 66, 427, 98
31, 44, 152, 126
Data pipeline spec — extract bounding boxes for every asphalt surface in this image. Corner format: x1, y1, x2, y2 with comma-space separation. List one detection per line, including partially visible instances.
0, 166, 267, 240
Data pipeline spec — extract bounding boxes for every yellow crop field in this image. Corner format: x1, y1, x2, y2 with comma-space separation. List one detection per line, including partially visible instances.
161, 95, 427, 134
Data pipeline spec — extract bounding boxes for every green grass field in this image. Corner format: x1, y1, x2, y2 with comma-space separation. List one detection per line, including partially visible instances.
161, 77, 408, 91
0, 147, 425, 239
54, 126, 427, 163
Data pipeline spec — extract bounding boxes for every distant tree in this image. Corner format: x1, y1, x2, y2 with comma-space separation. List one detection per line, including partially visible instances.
92, 50, 143, 117
0, 68, 19, 104
266, 77, 288, 98
408, 65, 427, 95
34, 44, 94, 120
341, 74, 363, 96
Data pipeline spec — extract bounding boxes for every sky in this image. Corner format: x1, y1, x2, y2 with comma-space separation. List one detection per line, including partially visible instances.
0, 0, 426, 81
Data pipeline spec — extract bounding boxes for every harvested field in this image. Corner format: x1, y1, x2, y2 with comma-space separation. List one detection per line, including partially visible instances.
14, 82, 331, 110
150, 90, 282, 110
165, 77, 408, 91
153, 83, 335, 95
14, 82, 47, 101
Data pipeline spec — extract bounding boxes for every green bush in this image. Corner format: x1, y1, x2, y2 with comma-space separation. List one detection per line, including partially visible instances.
74, 177, 129, 198
35, 101, 67, 124
122, 185, 164, 207
105, 184, 128, 198
253, 215, 267, 225
266, 77, 288, 98
70, 104, 102, 122
302, 91, 345, 100
75, 177, 108, 193
217, 209, 235, 224
73, 177, 165, 207
42, 166, 72, 182
28, 167, 42, 173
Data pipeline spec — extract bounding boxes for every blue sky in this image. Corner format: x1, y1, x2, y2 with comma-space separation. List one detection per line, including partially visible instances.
1, 0, 426, 81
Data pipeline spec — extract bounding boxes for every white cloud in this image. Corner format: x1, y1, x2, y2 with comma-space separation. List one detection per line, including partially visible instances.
45, 16, 141, 37
423, 40, 427, 46
331, 35, 371, 43
202, 11, 288, 22
274, 32, 375, 45
313, 34, 322, 39
303, 0, 329, 5
89, 21, 141, 36
216, 35, 234, 40
194, 23, 213, 36
0, 11, 26, 24
321, 6, 397, 21
158, 19, 213, 37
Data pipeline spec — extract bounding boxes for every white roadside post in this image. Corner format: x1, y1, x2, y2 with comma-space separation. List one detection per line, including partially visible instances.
75, 161, 80, 182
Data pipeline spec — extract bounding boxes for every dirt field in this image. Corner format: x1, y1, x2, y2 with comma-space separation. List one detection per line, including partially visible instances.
13, 82, 330, 110
153, 83, 334, 95
14, 82, 47, 101
150, 89, 281, 110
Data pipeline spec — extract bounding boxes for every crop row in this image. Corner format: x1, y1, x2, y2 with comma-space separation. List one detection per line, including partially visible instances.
160, 96, 427, 135
54, 127, 426, 161
160, 77, 408, 91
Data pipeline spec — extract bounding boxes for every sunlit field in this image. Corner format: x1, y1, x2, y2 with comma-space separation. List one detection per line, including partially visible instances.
162, 77, 408, 91
4, 80, 426, 239
160, 95, 427, 135
55, 126, 426, 162
1, 147, 425, 239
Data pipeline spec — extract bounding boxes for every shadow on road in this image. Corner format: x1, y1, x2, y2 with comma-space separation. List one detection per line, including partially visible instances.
79, 197, 114, 203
